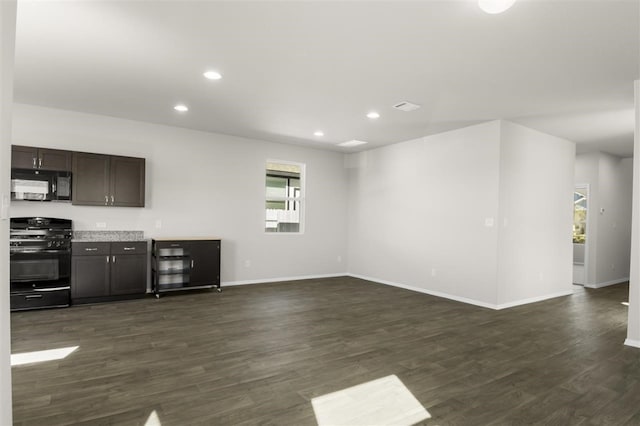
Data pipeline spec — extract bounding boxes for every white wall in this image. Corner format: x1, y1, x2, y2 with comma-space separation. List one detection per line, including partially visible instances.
347, 121, 502, 307
626, 80, 640, 348
10, 104, 349, 284
597, 155, 633, 285
0, 1, 16, 423
496, 121, 575, 307
347, 120, 574, 309
574, 152, 633, 287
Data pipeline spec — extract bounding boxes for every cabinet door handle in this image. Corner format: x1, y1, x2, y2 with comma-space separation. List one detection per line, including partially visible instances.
85, 248, 98, 252
32, 157, 37, 168
112, 255, 116, 263
170, 244, 181, 247
111, 195, 114, 205
123, 247, 136, 251
106, 255, 110, 263
191, 260, 194, 268
105, 195, 108, 205
38, 158, 42, 168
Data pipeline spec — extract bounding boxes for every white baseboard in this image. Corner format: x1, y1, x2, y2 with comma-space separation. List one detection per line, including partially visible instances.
222, 273, 346, 287
624, 339, 640, 349
222, 272, 574, 311
495, 290, 574, 310
584, 277, 630, 289
347, 273, 499, 310
347, 273, 573, 310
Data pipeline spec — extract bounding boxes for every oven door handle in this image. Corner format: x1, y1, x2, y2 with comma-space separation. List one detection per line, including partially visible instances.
32, 286, 70, 292
10, 249, 70, 254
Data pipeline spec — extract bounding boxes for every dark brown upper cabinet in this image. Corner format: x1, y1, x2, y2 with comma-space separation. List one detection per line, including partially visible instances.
72, 152, 145, 207
12, 145, 72, 171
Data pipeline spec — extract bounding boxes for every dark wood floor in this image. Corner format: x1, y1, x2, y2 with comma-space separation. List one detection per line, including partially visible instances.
10, 277, 639, 425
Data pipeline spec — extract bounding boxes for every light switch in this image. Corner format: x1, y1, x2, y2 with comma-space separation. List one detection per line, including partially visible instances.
484, 218, 494, 227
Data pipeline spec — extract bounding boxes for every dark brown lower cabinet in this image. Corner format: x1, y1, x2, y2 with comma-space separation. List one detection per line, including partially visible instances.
72, 242, 110, 299
72, 241, 147, 304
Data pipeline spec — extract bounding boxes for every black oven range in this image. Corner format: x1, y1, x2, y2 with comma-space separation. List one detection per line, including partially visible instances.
10, 217, 72, 311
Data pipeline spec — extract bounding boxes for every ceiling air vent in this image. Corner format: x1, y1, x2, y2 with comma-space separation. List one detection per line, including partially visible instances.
393, 101, 421, 112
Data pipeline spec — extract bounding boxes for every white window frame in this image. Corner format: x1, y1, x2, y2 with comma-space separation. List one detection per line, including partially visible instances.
265, 159, 305, 234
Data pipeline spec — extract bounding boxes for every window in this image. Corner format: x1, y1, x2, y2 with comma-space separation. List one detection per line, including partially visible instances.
265, 161, 304, 233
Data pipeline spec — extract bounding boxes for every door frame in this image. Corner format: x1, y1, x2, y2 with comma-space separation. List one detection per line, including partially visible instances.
574, 183, 590, 285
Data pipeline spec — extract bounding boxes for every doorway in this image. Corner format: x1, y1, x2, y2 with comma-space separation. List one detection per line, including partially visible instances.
573, 185, 589, 285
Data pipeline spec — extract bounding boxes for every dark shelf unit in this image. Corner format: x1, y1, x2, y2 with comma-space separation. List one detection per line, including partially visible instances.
151, 239, 221, 298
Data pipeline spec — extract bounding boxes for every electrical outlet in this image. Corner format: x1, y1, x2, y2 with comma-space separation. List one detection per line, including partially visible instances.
244, 260, 251, 268
337, 256, 342, 263
155, 219, 162, 229
96, 222, 107, 229
431, 268, 437, 277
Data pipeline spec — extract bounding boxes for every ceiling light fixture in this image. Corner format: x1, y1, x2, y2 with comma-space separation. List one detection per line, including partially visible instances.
314, 131, 324, 137
366, 111, 380, 119
478, 0, 516, 14
338, 140, 368, 148
203, 70, 222, 80
174, 104, 189, 112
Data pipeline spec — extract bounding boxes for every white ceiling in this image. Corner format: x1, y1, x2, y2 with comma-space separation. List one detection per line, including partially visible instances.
13, 0, 640, 156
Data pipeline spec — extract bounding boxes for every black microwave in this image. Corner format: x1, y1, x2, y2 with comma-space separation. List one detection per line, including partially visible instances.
11, 168, 72, 202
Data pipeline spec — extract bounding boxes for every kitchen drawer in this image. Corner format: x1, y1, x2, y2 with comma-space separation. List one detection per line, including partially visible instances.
10, 288, 70, 311
155, 241, 188, 250
111, 241, 147, 255
72, 242, 110, 256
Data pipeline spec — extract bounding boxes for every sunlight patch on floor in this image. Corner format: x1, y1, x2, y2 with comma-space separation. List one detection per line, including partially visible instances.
11, 346, 79, 366
311, 374, 431, 426
144, 410, 162, 426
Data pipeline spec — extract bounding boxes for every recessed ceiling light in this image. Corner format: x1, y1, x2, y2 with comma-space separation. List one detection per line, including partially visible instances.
314, 131, 324, 137
366, 111, 380, 119
174, 104, 189, 112
338, 139, 368, 148
203, 70, 222, 80
478, 0, 516, 14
